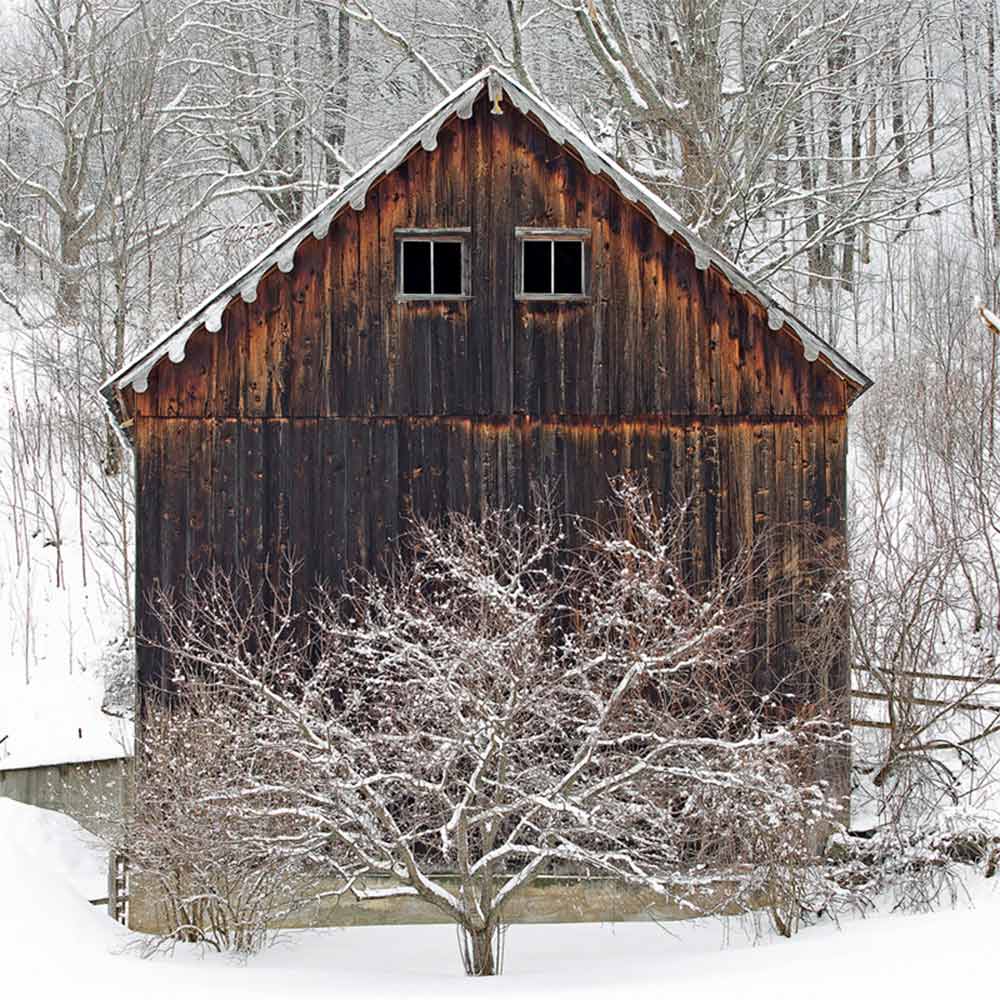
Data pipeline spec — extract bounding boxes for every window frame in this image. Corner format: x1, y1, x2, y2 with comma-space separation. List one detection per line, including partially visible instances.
515, 227, 591, 302
395, 227, 471, 301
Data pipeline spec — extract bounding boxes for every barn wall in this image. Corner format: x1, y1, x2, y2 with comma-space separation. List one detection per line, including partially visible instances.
129, 94, 852, 738
134, 413, 847, 701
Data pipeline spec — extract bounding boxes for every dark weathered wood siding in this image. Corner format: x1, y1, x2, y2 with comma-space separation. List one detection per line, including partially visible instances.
126, 94, 853, 709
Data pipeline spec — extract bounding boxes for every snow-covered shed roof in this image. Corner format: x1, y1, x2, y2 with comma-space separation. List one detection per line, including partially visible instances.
100, 66, 872, 421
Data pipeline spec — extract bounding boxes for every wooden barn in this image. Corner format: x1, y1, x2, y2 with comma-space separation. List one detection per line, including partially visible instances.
102, 67, 871, 778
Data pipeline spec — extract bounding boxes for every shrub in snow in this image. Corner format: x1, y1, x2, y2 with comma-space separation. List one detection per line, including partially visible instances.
930, 806, 1000, 875
826, 805, 1000, 912
121, 696, 307, 955
139, 481, 847, 974
99, 630, 136, 720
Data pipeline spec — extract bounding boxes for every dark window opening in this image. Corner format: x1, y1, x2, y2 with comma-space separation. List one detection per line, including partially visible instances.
520, 238, 585, 297
522, 240, 553, 294
402, 241, 432, 295
400, 238, 464, 297
554, 240, 583, 295
433, 240, 463, 295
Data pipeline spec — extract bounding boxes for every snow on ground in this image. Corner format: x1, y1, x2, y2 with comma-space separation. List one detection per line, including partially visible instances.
1, 797, 998, 999
0, 644, 131, 769
0, 308, 131, 771
2, 796, 107, 898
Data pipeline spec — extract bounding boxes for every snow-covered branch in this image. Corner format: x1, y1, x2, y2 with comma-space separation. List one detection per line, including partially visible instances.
137, 481, 847, 974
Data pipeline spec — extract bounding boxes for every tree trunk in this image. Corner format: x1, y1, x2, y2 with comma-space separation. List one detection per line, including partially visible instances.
958, 4, 979, 239
889, 27, 910, 184
863, 102, 877, 264
461, 0, 492, 73
986, 0, 1000, 242
823, 30, 847, 287
464, 924, 498, 976
103, 275, 127, 477
792, 69, 823, 284
57, 232, 81, 322
922, 4, 936, 178
315, 4, 351, 189
842, 51, 861, 292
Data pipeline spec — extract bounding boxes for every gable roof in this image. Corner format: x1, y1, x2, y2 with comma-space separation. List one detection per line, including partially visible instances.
101, 66, 872, 425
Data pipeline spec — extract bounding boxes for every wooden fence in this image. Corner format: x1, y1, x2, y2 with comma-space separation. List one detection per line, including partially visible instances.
851, 667, 1000, 732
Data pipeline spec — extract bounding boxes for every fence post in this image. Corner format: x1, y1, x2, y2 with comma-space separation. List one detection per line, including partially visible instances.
107, 850, 128, 925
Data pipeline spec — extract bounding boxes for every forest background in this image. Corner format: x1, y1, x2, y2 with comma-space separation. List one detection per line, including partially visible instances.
2, 0, 999, 832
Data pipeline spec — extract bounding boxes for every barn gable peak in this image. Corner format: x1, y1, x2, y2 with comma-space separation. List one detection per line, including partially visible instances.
101, 65, 871, 431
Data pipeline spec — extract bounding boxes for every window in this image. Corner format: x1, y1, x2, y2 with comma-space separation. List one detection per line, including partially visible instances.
396, 229, 469, 299
516, 228, 589, 299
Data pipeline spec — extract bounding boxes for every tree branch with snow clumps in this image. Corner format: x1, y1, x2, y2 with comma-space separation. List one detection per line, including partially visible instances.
143, 480, 847, 974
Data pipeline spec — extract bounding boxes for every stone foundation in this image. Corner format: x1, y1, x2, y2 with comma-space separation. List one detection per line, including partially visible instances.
127, 872, 746, 934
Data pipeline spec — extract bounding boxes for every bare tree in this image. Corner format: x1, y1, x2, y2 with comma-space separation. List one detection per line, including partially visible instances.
120, 692, 306, 954
0, 0, 185, 318
146, 483, 845, 975
500, 0, 958, 303
849, 242, 1000, 827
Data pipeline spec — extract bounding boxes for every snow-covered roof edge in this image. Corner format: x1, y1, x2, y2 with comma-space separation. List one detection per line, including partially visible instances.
0, 748, 131, 772
100, 65, 872, 422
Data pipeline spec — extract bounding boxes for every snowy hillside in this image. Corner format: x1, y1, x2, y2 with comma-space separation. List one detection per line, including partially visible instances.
0, 310, 131, 770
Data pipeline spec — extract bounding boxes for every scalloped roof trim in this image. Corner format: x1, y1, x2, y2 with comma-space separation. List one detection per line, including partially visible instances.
101, 66, 871, 410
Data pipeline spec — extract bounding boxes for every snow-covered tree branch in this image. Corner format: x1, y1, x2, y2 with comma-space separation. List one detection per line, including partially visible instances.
140, 482, 847, 973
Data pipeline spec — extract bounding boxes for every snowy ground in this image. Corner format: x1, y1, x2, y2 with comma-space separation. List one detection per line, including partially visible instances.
1, 797, 998, 999
0, 309, 131, 770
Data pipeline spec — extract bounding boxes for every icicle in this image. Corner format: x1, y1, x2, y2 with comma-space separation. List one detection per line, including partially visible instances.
240, 279, 259, 304
420, 125, 439, 152
350, 186, 368, 212
456, 84, 480, 120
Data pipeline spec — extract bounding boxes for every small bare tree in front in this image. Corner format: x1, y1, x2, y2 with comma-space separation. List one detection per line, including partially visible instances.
122, 665, 310, 954
146, 481, 845, 975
